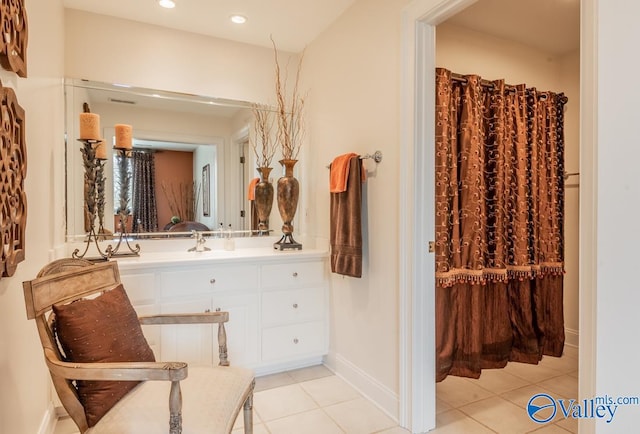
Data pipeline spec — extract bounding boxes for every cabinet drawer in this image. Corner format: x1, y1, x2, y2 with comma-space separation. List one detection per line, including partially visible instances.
261, 261, 325, 290
261, 321, 327, 361
160, 264, 258, 297
262, 287, 325, 327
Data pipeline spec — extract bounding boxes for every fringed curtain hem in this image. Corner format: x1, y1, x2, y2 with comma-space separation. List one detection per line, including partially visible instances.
436, 263, 565, 288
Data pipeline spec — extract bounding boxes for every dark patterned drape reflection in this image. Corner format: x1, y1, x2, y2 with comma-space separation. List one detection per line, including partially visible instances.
435, 68, 566, 381
131, 151, 158, 233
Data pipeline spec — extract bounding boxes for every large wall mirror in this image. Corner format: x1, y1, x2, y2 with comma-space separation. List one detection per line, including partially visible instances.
65, 78, 269, 241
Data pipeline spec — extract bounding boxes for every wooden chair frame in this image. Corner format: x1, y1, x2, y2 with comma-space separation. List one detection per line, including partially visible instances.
23, 259, 254, 434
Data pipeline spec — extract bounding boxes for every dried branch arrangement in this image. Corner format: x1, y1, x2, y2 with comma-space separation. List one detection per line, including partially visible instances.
251, 103, 277, 168
161, 180, 201, 222
271, 36, 306, 161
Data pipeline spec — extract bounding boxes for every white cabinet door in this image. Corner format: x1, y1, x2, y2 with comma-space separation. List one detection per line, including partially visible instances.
159, 293, 259, 367
120, 272, 160, 357
211, 293, 259, 367
160, 298, 214, 365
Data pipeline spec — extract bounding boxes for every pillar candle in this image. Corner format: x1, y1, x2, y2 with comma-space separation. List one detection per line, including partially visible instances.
94, 141, 107, 160
79, 113, 101, 140
115, 124, 133, 149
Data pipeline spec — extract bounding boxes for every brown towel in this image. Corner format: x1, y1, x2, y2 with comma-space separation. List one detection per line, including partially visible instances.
330, 156, 364, 278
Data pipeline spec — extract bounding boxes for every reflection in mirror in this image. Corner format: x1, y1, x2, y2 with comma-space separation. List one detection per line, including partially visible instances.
65, 78, 274, 241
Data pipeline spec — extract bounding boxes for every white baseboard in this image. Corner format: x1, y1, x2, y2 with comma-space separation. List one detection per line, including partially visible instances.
324, 352, 399, 422
565, 327, 579, 348
254, 356, 324, 377
37, 402, 57, 434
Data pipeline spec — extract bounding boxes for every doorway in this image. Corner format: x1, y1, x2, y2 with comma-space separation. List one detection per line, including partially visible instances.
399, 0, 594, 433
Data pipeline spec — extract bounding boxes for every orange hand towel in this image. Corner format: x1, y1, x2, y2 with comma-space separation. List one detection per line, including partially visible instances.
330, 153, 366, 193
247, 177, 260, 201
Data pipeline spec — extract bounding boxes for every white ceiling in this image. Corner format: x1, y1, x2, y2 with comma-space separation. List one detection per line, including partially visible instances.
63, 0, 580, 56
445, 0, 580, 56
62, 0, 358, 53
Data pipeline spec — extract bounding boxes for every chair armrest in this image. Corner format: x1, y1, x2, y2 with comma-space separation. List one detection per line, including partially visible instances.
139, 311, 229, 325
44, 348, 188, 382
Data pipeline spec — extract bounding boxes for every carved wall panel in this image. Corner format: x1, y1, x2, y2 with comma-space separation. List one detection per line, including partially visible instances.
0, 0, 28, 77
0, 80, 26, 278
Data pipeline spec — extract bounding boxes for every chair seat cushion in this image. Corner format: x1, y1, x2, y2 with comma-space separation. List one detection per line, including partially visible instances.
86, 365, 254, 434
52, 284, 156, 426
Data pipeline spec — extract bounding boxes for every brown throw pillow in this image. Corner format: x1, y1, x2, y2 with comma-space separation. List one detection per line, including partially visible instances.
53, 284, 155, 427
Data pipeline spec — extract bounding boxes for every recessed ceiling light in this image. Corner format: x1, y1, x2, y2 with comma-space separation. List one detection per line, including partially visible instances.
230, 14, 247, 24
158, 0, 175, 9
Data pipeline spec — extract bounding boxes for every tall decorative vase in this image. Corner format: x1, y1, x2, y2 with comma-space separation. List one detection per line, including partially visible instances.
254, 167, 274, 234
274, 159, 302, 250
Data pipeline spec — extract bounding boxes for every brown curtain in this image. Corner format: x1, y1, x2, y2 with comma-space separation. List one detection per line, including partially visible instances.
435, 68, 566, 381
131, 151, 159, 233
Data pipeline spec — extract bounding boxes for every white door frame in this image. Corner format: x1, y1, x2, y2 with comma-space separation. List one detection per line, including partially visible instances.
398, 0, 597, 432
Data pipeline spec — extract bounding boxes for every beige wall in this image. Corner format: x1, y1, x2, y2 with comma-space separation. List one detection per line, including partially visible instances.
435, 22, 581, 345
0, 0, 65, 432
303, 0, 412, 411
64, 9, 289, 107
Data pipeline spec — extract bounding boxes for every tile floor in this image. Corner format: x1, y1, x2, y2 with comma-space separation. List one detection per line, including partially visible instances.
53, 347, 578, 434
434, 345, 579, 433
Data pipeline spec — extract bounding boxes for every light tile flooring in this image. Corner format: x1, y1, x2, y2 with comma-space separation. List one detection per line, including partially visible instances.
54, 347, 578, 434
435, 345, 579, 433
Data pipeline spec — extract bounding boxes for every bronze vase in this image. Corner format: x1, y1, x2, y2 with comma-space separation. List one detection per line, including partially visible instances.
254, 167, 274, 234
274, 159, 302, 250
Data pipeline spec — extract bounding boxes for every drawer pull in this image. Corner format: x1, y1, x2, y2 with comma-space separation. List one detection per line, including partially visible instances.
210, 278, 216, 284
293, 338, 299, 344
292, 272, 298, 277
215, 307, 221, 312
292, 303, 299, 309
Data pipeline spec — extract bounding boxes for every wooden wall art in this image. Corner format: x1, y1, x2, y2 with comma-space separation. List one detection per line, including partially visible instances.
0, 0, 28, 77
0, 80, 26, 278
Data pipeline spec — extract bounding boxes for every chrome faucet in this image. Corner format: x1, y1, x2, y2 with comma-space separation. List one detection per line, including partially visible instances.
188, 230, 210, 252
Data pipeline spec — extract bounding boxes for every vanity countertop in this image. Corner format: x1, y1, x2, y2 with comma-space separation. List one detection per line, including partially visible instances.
114, 246, 329, 270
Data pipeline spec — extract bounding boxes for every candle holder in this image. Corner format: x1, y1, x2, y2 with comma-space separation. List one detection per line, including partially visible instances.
72, 139, 111, 260
72, 141, 140, 260
106, 147, 140, 258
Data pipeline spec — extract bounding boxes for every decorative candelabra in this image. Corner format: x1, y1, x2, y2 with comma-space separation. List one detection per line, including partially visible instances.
72, 115, 140, 259
72, 139, 112, 260
105, 146, 140, 258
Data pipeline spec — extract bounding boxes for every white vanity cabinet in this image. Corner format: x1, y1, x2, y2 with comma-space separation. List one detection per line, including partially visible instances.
117, 249, 328, 375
